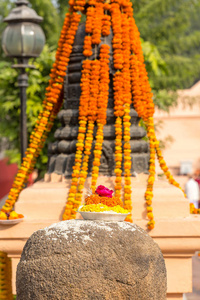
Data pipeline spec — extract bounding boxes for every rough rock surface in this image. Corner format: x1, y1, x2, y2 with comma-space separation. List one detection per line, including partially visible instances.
16, 220, 167, 300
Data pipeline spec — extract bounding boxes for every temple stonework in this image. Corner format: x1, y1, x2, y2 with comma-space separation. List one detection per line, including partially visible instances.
47, 23, 149, 178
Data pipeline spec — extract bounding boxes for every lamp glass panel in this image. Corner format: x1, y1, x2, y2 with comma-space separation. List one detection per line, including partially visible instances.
32, 25, 45, 55
22, 23, 45, 56
2, 22, 45, 57
2, 24, 22, 56
21, 23, 35, 55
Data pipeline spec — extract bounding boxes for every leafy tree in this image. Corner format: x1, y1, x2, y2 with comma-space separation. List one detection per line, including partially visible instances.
0, 0, 15, 60
0, 45, 60, 176
29, 0, 62, 47
54, 0, 70, 24
0, 0, 63, 50
132, 0, 200, 90
1, 0, 199, 173
141, 39, 177, 112
0, 0, 62, 175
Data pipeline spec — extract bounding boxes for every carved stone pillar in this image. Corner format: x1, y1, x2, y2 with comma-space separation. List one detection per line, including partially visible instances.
47, 23, 149, 178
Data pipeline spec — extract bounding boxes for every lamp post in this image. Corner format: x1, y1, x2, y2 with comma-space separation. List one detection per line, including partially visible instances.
1, 0, 45, 162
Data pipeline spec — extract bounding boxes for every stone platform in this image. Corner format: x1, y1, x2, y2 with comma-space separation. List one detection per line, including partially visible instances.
0, 174, 200, 299
185, 252, 200, 300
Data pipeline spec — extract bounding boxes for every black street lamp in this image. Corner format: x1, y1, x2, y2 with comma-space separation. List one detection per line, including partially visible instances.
1, 0, 45, 162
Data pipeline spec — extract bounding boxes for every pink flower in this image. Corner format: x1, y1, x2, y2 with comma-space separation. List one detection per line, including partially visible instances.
95, 185, 113, 198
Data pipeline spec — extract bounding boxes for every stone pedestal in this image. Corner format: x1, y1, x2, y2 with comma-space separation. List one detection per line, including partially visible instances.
0, 174, 200, 299
16, 221, 167, 300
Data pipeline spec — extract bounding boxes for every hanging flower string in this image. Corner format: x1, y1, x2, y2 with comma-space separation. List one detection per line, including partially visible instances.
63, 59, 101, 220
1, 0, 187, 231
0, 252, 12, 300
83, 3, 95, 57
92, 1, 104, 45
63, 0, 108, 218
153, 127, 185, 193
128, 9, 186, 229
102, 3, 111, 36
62, 59, 91, 220
111, 0, 124, 198
145, 118, 156, 229
0, 11, 81, 214
78, 60, 101, 189
90, 7, 111, 192
121, 12, 132, 222
91, 44, 110, 192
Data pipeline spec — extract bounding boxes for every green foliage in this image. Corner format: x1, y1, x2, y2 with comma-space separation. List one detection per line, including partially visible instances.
1, 0, 200, 173
141, 39, 177, 112
55, 0, 70, 24
0, 0, 15, 59
133, 0, 200, 89
28, 0, 62, 47
0, 45, 60, 175
142, 39, 167, 79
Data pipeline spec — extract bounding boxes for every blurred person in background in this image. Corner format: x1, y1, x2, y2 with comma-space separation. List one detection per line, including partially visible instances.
194, 169, 200, 208
185, 174, 200, 209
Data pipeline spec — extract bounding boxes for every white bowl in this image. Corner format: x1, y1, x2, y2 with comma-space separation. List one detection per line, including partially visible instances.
78, 207, 129, 221
0, 216, 25, 225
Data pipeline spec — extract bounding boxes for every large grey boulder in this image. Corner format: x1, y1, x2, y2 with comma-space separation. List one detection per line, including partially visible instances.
16, 220, 167, 300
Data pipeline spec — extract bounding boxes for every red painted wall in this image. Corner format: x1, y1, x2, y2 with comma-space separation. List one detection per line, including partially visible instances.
0, 158, 18, 200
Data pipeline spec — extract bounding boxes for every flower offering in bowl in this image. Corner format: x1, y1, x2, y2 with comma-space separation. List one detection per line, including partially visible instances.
0, 210, 25, 225
78, 185, 130, 221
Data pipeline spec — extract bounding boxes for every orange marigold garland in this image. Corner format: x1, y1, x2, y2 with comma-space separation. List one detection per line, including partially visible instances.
102, 14, 111, 36
190, 203, 200, 214
62, 59, 92, 220
85, 194, 123, 207
113, 79, 123, 197
102, 3, 111, 37
83, 2, 95, 57
83, 35, 93, 57
111, 0, 124, 198
129, 10, 185, 229
121, 0, 133, 17
85, 6, 95, 33
74, 60, 101, 210
153, 127, 185, 194
129, 17, 144, 64
114, 122, 123, 197
2, 0, 186, 231
129, 14, 159, 229
121, 12, 132, 222
110, 1, 123, 70
145, 117, 156, 229
91, 44, 110, 192
0, 252, 13, 300
73, 0, 87, 11
130, 55, 144, 119
0, 11, 81, 214
92, 2, 104, 45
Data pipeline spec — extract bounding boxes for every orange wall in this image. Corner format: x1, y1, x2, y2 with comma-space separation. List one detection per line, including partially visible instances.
154, 82, 200, 175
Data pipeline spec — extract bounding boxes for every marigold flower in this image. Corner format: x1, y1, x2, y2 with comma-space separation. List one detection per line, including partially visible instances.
2, 0, 185, 232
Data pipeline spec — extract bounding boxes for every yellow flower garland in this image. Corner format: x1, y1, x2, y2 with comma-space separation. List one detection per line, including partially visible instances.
0, 252, 12, 300
1, 0, 187, 232
121, 12, 132, 222
62, 60, 91, 220
91, 44, 110, 192
1, 11, 80, 214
